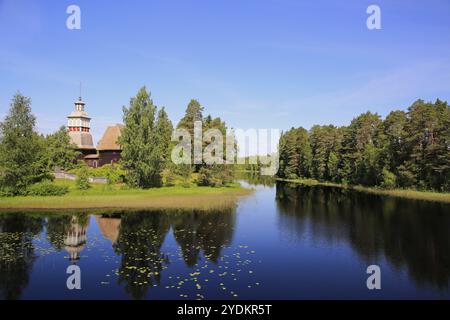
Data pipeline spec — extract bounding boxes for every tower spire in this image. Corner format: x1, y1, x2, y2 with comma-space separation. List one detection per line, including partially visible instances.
67, 91, 94, 150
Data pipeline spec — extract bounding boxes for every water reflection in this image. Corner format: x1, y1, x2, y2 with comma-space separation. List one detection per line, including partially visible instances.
112, 211, 170, 299
0, 206, 237, 299
1, 181, 449, 299
171, 209, 235, 266
96, 216, 120, 244
0, 214, 44, 299
110, 208, 236, 299
235, 171, 275, 187
64, 215, 89, 262
276, 182, 450, 290
46, 214, 90, 262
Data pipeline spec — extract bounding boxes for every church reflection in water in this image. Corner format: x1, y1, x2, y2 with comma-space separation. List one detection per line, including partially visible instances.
64, 216, 89, 262
2, 183, 449, 300
0, 207, 237, 299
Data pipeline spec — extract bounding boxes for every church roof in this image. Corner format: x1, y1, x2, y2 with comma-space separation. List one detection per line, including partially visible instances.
69, 131, 95, 149
97, 124, 123, 151
68, 110, 91, 119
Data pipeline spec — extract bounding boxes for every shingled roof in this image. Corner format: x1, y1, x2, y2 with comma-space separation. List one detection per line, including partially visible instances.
68, 131, 95, 150
97, 124, 123, 151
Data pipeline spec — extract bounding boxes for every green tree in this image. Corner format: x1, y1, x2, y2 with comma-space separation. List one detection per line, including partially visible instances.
296, 127, 312, 178
310, 125, 342, 181
119, 87, 165, 188
197, 166, 214, 186
401, 99, 450, 190
176, 100, 234, 186
277, 99, 449, 191
177, 163, 192, 187
105, 165, 116, 189
177, 99, 204, 136
278, 127, 311, 179
380, 167, 397, 189
201, 115, 234, 186
0, 93, 51, 195
176, 99, 204, 172
155, 107, 174, 167
339, 112, 383, 185
327, 151, 339, 182
421, 99, 450, 190
75, 164, 91, 190
44, 126, 79, 170
383, 110, 407, 173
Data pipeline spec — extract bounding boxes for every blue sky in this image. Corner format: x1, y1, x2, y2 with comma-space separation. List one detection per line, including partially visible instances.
1, 0, 450, 145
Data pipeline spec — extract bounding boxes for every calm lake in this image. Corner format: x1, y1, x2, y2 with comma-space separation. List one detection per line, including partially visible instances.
1, 178, 449, 300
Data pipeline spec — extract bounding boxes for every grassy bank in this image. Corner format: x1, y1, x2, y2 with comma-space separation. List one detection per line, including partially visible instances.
277, 178, 450, 203
0, 179, 252, 211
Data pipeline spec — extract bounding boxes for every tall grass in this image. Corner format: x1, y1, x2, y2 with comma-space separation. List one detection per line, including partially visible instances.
0, 179, 252, 211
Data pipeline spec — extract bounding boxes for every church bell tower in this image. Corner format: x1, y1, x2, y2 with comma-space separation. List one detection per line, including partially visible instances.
67, 96, 95, 152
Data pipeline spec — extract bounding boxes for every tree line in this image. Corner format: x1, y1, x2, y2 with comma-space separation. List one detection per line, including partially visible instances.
278, 99, 450, 191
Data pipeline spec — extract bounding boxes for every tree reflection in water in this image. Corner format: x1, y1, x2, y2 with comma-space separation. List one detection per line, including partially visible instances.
276, 182, 450, 290
0, 213, 44, 299
0, 184, 448, 300
171, 208, 236, 267
97, 207, 236, 299
0, 207, 237, 300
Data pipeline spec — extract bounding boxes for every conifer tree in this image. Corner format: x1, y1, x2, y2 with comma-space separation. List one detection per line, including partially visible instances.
155, 107, 174, 165
277, 99, 450, 191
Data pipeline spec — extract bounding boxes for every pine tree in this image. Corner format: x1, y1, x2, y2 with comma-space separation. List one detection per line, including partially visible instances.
277, 127, 311, 179
295, 127, 312, 178
277, 99, 449, 191
177, 99, 204, 171
283, 128, 300, 179
155, 107, 174, 168
201, 115, 233, 185
339, 112, 383, 185
177, 99, 204, 135
401, 99, 450, 190
327, 151, 339, 182
383, 110, 407, 174
310, 125, 342, 181
277, 131, 288, 178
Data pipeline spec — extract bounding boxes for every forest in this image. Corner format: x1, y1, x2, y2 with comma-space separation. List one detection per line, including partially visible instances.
278, 99, 450, 191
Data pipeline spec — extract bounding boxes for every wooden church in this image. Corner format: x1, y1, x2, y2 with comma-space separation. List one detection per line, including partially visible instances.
67, 97, 123, 168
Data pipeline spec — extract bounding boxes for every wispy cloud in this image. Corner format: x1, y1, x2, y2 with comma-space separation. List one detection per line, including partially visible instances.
0, 50, 79, 86
274, 59, 450, 126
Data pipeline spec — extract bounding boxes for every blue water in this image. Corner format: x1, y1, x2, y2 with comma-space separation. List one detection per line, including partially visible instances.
0, 180, 449, 299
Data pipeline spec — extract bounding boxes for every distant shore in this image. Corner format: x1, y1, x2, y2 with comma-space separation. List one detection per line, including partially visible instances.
0, 180, 252, 211
276, 178, 450, 204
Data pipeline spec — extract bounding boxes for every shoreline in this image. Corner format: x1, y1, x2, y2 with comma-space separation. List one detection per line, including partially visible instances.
0, 184, 253, 212
276, 178, 450, 204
